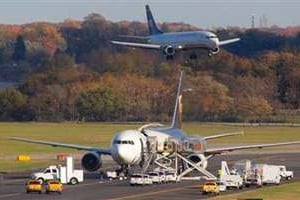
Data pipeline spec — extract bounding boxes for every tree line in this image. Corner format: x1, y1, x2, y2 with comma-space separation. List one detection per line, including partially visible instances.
0, 14, 300, 122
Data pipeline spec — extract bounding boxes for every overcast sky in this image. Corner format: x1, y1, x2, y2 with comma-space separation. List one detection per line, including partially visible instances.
0, 0, 299, 28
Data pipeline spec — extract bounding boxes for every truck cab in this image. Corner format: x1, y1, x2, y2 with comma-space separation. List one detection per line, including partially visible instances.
31, 165, 59, 184
278, 165, 293, 180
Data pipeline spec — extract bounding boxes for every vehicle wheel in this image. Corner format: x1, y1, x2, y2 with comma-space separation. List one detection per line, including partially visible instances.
70, 177, 78, 185
46, 191, 49, 194
39, 191, 42, 194
37, 178, 44, 184
26, 190, 29, 194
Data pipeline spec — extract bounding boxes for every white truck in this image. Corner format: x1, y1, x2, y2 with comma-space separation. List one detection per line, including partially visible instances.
148, 171, 164, 184
277, 165, 293, 180
252, 164, 281, 185
31, 156, 83, 185
130, 174, 152, 186
219, 161, 244, 189
106, 170, 126, 180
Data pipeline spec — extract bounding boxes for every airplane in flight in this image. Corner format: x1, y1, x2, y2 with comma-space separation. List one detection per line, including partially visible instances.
111, 5, 240, 60
11, 72, 300, 175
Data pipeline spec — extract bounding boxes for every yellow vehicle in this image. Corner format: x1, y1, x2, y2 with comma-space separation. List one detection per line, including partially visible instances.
45, 180, 63, 194
202, 182, 220, 195
26, 180, 43, 194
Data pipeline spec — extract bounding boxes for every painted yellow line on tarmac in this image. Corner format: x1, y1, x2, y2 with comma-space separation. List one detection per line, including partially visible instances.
107, 184, 200, 200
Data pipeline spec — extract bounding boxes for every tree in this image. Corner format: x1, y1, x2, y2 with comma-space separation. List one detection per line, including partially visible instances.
0, 88, 29, 120
76, 87, 125, 121
12, 35, 26, 61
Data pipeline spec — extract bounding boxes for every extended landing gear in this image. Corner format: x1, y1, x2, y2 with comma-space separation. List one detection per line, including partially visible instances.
208, 51, 213, 57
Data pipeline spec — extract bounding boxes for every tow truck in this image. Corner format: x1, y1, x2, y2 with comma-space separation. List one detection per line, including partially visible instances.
31, 156, 83, 185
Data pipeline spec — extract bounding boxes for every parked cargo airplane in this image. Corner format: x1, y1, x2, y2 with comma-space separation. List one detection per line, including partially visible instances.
10, 72, 300, 173
111, 5, 240, 59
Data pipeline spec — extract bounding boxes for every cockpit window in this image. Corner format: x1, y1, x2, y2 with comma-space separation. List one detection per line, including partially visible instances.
206, 35, 217, 39
113, 140, 134, 145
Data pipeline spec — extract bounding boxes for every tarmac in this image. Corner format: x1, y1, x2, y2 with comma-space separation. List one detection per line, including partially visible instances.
0, 152, 299, 200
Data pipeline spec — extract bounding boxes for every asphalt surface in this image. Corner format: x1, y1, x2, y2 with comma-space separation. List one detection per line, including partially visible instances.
0, 152, 299, 200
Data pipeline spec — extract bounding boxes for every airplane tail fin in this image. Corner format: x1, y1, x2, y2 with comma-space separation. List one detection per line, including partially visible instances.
146, 5, 163, 35
171, 71, 183, 129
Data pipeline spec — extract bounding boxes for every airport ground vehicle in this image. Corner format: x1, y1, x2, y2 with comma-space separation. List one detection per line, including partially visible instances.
278, 165, 293, 180
217, 181, 227, 192
26, 180, 43, 194
158, 171, 167, 183
202, 182, 220, 195
45, 180, 63, 194
148, 171, 163, 184
130, 174, 152, 186
219, 161, 244, 189
252, 164, 281, 185
31, 157, 83, 185
245, 174, 262, 187
165, 172, 178, 183
106, 170, 126, 180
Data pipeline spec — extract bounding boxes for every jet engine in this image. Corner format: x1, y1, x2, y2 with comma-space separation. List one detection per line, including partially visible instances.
164, 45, 176, 56
211, 47, 220, 54
187, 154, 208, 169
81, 152, 102, 171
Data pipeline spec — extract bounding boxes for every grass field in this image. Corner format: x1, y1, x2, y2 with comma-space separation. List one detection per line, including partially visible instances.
1, 122, 300, 172
212, 181, 300, 200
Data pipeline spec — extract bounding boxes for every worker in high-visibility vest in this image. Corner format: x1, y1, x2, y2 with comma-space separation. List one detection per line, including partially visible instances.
218, 169, 222, 177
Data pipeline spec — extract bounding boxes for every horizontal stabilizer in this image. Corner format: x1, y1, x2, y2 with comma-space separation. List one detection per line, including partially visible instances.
203, 131, 244, 140
219, 38, 240, 46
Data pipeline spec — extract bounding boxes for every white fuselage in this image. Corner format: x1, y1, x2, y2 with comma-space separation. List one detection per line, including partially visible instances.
110, 128, 187, 166
148, 31, 219, 51
110, 130, 145, 165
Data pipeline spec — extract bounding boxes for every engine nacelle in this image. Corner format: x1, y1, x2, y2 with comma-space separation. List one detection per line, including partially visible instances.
211, 47, 220, 54
164, 45, 176, 56
187, 154, 208, 169
81, 152, 102, 172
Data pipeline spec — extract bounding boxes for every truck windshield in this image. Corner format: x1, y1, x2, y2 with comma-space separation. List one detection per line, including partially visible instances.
205, 183, 215, 186
131, 175, 142, 178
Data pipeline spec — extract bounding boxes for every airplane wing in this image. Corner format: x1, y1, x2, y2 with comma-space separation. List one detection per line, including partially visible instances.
219, 38, 240, 46
10, 137, 111, 155
118, 35, 150, 40
205, 141, 300, 155
203, 131, 244, 140
111, 41, 161, 49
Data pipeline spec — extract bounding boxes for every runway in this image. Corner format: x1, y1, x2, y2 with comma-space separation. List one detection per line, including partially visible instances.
0, 152, 299, 200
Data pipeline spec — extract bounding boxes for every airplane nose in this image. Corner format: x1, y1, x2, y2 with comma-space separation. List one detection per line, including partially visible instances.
115, 145, 136, 165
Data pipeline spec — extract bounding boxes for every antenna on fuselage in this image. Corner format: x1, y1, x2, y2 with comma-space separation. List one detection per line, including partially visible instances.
171, 71, 183, 129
